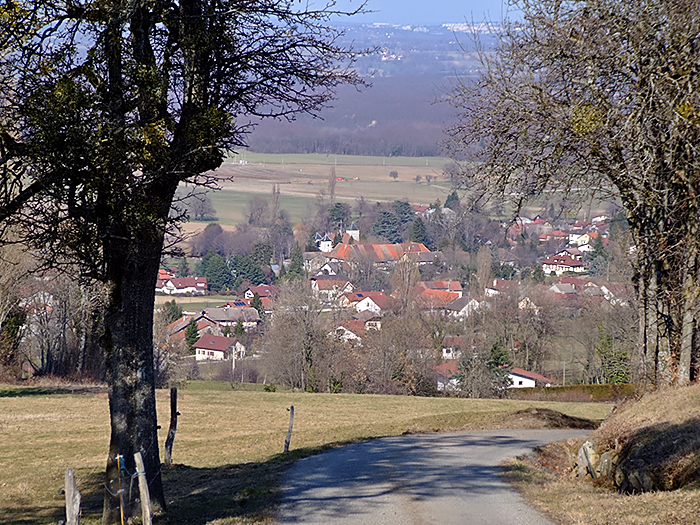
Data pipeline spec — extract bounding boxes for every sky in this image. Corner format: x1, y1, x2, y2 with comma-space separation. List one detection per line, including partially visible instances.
334, 0, 512, 25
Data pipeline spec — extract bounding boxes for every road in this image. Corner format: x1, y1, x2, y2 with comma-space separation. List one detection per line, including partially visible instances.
276, 429, 590, 525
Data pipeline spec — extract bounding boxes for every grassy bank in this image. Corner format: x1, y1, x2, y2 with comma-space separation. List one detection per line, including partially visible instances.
506, 383, 700, 525
0, 381, 611, 524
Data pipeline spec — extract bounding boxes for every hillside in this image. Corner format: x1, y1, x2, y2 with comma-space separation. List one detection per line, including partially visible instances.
507, 384, 700, 525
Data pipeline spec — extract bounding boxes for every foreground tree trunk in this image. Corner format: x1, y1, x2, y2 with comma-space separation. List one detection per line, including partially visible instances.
102, 220, 170, 521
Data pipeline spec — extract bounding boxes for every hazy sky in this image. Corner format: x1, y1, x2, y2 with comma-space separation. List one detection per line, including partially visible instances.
335, 0, 512, 24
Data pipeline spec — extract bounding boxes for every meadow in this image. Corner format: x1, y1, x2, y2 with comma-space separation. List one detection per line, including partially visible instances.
0, 381, 612, 524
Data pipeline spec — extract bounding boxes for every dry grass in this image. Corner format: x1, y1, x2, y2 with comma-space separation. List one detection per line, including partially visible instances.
0, 381, 611, 524
505, 383, 700, 525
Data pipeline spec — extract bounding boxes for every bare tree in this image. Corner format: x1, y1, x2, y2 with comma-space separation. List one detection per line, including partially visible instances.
446, 0, 700, 386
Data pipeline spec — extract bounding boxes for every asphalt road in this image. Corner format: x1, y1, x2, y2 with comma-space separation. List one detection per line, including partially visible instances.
276, 429, 590, 525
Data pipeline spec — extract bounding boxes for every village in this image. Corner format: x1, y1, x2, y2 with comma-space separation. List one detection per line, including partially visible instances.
151, 202, 632, 394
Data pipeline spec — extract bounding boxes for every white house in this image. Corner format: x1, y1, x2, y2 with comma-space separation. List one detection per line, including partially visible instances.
156, 277, 208, 295
541, 254, 585, 276
192, 335, 246, 361
509, 367, 553, 388
445, 296, 483, 320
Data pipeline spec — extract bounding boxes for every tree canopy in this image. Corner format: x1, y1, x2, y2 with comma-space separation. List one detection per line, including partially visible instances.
445, 0, 700, 387
0, 0, 363, 520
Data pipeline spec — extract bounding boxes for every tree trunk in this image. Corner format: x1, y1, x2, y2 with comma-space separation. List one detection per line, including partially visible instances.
102, 235, 166, 523
679, 248, 699, 385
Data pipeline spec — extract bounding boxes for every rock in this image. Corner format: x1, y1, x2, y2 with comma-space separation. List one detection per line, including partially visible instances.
577, 440, 600, 479
599, 450, 616, 478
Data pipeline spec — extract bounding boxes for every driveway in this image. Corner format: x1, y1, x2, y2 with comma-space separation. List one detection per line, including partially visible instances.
276, 429, 589, 525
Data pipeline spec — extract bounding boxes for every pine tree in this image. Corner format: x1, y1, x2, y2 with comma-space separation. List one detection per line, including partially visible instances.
185, 319, 200, 354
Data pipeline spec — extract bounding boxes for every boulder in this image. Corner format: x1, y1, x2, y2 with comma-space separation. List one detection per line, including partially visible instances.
577, 440, 600, 479
599, 450, 617, 478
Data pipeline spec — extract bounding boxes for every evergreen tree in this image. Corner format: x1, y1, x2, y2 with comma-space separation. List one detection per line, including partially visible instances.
195, 251, 215, 277
223, 325, 231, 337
444, 191, 460, 210
251, 293, 265, 318
329, 202, 351, 231
230, 254, 266, 288
392, 200, 414, 224
175, 257, 190, 277
371, 210, 402, 243
205, 253, 235, 292
411, 217, 428, 245
185, 319, 200, 354
251, 242, 273, 268
234, 320, 246, 337
159, 300, 183, 324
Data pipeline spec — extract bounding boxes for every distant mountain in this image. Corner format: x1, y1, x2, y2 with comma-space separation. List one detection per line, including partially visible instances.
245, 24, 499, 157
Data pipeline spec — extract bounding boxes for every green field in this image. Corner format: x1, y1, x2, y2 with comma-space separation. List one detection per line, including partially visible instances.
228, 152, 450, 168
0, 382, 612, 524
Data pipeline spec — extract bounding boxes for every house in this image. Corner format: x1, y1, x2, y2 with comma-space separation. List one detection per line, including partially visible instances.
221, 296, 274, 313
325, 242, 431, 269
318, 233, 333, 252
509, 367, 553, 388
600, 283, 629, 305
318, 260, 352, 276
541, 254, 585, 276
204, 307, 261, 330
158, 268, 176, 280
192, 335, 246, 361
445, 296, 483, 320
346, 222, 360, 242
485, 278, 517, 297
434, 360, 460, 391
441, 336, 464, 360
310, 275, 355, 303
416, 289, 462, 310
538, 230, 569, 243
415, 280, 463, 298
350, 291, 394, 315
156, 276, 208, 295
328, 320, 366, 345
549, 282, 577, 296
556, 248, 583, 261
167, 314, 221, 341
243, 285, 280, 299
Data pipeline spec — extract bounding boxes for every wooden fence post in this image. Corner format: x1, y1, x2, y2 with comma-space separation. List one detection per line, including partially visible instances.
134, 452, 152, 525
64, 468, 81, 525
164, 387, 179, 467
284, 405, 295, 453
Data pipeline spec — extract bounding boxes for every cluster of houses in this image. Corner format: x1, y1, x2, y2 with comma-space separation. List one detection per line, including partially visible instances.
507, 214, 611, 276
159, 212, 628, 391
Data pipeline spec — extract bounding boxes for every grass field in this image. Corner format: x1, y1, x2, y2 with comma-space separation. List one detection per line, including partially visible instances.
179, 154, 455, 229
227, 152, 450, 168
0, 381, 612, 524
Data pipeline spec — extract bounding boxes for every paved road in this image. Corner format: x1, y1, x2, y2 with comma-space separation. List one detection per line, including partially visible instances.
276, 429, 590, 525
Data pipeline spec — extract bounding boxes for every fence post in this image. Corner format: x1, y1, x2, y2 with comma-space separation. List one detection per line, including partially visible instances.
284, 405, 295, 453
134, 452, 152, 525
64, 468, 81, 525
164, 387, 179, 467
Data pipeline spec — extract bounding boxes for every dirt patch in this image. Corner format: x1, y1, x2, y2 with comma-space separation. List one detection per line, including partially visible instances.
509, 407, 600, 429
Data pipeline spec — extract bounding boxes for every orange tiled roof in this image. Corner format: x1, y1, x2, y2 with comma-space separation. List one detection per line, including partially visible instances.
327, 242, 430, 263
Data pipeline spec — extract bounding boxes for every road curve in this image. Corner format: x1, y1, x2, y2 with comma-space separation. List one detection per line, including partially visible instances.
276, 429, 590, 525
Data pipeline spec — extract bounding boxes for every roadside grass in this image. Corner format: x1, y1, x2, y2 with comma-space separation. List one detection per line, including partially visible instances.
0, 381, 611, 524
504, 383, 700, 525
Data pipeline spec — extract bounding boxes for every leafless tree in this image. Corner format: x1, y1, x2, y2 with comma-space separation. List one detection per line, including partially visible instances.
445, 0, 700, 386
